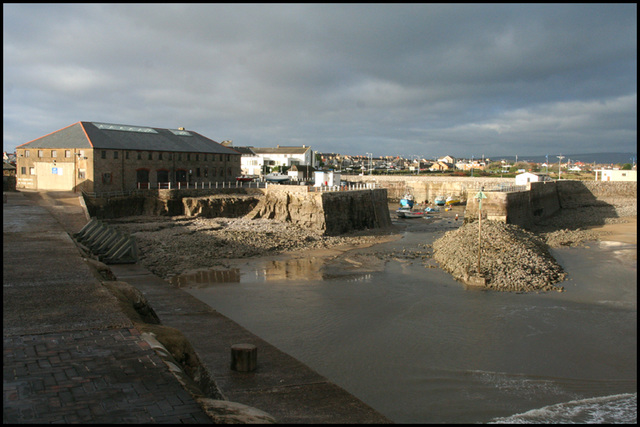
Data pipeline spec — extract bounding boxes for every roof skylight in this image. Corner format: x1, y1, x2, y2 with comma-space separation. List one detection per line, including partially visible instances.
93, 123, 158, 134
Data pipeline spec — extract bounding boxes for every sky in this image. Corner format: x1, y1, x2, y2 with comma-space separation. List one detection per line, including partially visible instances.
3, 3, 637, 159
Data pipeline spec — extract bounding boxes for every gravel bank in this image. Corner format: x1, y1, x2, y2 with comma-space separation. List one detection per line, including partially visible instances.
108, 216, 395, 279
433, 221, 567, 292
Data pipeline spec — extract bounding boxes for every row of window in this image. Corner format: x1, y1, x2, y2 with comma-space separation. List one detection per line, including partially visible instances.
23, 150, 73, 158
100, 150, 234, 162
21, 149, 235, 163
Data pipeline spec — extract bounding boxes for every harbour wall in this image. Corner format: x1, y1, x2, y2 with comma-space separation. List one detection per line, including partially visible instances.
83, 177, 635, 231
344, 176, 636, 228
84, 185, 392, 235
247, 185, 391, 235
343, 175, 513, 204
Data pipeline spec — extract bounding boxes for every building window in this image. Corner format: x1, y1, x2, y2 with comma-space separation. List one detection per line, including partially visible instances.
113, 151, 118, 159
21, 167, 26, 175
38, 150, 44, 158
204, 154, 207, 161
79, 150, 85, 157
65, 150, 71, 158
187, 153, 191, 161
30, 167, 35, 175
101, 150, 106, 159
196, 154, 199, 161
211, 167, 216, 177
25, 150, 30, 157
196, 168, 200, 177
78, 169, 86, 179
102, 172, 112, 184
137, 151, 142, 160
158, 152, 163, 160
178, 153, 182, 161
51, 150, 57, 158
204, 166, 208, 178
148, 152, 153, 160
125, 151, 129, 160
168, 153, 172, 160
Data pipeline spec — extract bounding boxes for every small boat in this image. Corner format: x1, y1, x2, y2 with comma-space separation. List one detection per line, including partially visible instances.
236, 175, 254, 182
265, 173, 290, 183
399, 193, 415, 208
403, 210, 426, 218
434, 196, 446, 206
445, 195, 461, 205
425, 206, 440, 213
396, 206, 411, 218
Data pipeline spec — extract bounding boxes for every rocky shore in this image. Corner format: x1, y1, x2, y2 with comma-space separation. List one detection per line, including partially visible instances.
107, 195, 636, 292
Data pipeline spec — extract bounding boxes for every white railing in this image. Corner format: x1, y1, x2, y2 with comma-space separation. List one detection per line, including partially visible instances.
82, 180, 267, 198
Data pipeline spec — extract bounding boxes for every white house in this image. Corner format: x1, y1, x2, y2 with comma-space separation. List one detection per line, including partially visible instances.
314, 171, 341, 187
515, 172, 552, 186
251, 145, 315, 173
594, 169, 637, 182
233, 144, 316, 177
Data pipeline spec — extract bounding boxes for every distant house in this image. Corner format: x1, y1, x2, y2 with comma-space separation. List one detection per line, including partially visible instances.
430, 161, 453, 172
3, 161, 16, 191
15, 121, 241, 193
594, 169, 637, 182
515, 172, 552, 186
438, 155, 456, 164
251, 145, 316, 174
288, 164, 315, 182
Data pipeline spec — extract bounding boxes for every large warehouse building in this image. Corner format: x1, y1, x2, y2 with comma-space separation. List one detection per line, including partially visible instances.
15, 121, 241, 193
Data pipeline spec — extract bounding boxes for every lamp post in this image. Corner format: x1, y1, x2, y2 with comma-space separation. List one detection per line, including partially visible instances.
557, 155, 564, 180
366, 153, 372, 175
545, 154, 548, 173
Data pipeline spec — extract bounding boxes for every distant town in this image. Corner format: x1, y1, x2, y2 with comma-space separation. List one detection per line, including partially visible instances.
2, 120, 637, 194
314, 152, 637, 180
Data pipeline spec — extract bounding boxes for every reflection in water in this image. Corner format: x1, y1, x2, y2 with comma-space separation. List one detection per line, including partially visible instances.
257, 257, 325, 282
170, 257, 377, 287
170, 268, 240, 287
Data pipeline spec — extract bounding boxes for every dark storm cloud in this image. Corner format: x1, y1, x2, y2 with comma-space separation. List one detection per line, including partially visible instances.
3, 4, 636, 158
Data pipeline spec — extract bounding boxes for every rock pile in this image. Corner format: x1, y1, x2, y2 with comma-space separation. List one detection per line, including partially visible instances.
432, 220, 566, 292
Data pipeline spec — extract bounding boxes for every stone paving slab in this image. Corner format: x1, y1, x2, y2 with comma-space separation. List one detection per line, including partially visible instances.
3, 328, 212, 424
3, 191, 214, 424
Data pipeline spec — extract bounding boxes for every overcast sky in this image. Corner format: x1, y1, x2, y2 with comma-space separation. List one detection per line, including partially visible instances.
3, 3, 637, 158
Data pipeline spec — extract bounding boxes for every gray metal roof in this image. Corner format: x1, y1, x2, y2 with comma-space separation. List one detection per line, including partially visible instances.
17, 122, 240, 155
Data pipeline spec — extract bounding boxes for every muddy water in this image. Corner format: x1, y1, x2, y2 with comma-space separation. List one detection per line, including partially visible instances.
177, 216, 637, 423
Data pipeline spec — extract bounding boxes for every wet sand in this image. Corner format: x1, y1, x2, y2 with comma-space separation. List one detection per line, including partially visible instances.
588, 216, 637, 245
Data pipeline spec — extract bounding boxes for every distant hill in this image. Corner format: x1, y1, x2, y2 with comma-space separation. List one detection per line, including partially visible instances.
489, 152, 636, 165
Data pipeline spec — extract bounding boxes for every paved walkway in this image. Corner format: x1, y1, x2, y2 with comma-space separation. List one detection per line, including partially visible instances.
3, 191, 213, 423
3, 190, 392, 424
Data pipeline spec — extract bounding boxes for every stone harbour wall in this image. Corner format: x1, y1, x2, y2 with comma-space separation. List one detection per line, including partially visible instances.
247, 186, 391, 235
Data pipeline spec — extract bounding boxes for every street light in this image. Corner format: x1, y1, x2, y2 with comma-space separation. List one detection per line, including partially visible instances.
366, 153, 372, 175
557, 155, 564, 180
545, 154, 548, 173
